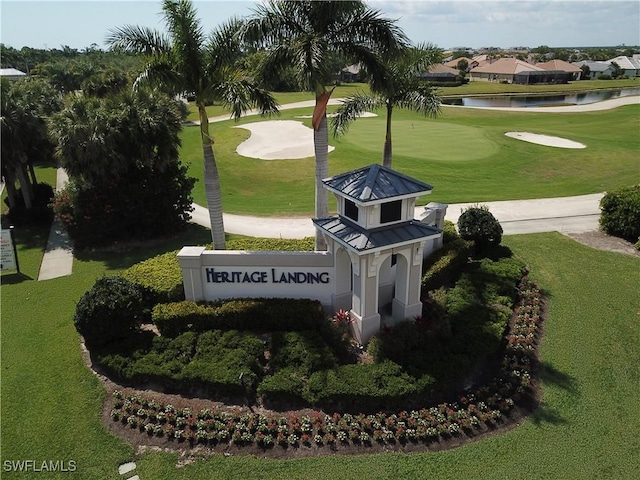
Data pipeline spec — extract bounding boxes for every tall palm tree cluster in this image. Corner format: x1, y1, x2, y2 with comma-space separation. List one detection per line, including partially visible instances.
3, 0, 442, 250
1, 77, 61, 216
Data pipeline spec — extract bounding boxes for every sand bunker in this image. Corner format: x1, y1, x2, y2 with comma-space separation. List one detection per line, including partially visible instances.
505, 132, 586, 149
235, 120, 335, 160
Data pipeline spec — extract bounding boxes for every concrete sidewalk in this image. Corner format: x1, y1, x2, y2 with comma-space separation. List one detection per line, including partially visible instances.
38, 169, 74, 281
190, 192, 605, 239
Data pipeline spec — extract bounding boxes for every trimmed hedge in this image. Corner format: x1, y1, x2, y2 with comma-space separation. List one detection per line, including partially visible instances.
122, 250, 185, 304
227, 237, 315, 252
421, 238, 472, 291
599, 185, 640, 242
152, 298, 327, 337
256, 368, 309, 405
96, 329, 265, 398
442, 219, 460, 244
307, 361, 428, 411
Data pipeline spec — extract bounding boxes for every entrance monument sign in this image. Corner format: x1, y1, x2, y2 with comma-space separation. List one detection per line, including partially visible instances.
178, 164, 447, 343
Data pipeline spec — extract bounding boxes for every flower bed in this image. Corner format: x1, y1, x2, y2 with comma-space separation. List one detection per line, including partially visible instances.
107, 278, 543, 454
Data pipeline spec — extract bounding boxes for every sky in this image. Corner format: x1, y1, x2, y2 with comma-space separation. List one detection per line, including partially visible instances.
1, 0, 639, 52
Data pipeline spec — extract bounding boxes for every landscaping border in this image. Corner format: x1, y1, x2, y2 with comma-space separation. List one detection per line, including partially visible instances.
86, 277, 545, 459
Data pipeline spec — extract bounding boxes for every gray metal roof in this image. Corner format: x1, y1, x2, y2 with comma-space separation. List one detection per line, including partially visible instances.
323, 164, 433, 204
313, 216, 441, 254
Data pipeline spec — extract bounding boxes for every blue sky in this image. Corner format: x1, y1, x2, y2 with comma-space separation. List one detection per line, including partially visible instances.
1, 1, 639, 51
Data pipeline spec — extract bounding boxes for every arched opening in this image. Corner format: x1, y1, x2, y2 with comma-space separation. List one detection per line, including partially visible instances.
377, 253, 394, 324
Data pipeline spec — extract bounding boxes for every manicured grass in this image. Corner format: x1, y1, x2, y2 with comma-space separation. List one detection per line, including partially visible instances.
182, 101, 639, 215
186, 79, 639, 121
2, 231, 638, 479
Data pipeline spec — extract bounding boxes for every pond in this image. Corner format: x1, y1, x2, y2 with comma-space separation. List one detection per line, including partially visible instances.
442, 87, 640, 108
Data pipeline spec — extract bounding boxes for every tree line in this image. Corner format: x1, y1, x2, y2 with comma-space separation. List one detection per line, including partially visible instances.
2, 0, 443, 251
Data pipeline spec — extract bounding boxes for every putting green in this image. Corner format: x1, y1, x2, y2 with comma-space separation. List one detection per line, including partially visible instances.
339, 118, 499, 162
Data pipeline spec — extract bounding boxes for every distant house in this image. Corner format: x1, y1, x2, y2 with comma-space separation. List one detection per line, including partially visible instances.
607, 56, 640, 77
536, 59, 583, 80
0, 68, 27, 82
572, 61, 615, 80
339, 64, 363, 83
443, 57, 478, 71
469, 58, 546, 83
470, 57, 576, 84
419, 64, 460, 83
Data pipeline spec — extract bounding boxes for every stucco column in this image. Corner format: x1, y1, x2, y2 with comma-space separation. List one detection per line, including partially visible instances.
177, 246, 206, 301
350, 254, 381, 344
392, 244, 424, 322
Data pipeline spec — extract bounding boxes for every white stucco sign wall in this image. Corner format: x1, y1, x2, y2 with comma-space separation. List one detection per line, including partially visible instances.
178, 247, 334, 309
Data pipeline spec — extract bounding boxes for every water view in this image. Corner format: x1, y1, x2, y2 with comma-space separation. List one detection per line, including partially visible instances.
442, 87, 640, 108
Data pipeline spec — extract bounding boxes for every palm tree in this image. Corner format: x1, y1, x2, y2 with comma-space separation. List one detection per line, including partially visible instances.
242, 0, 407, 250
1, 77, 61, 210
331, 44, 442, 168
106, 0, 278, 249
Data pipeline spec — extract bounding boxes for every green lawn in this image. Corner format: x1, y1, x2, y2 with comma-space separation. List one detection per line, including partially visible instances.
1, 230, 638, 479
2, 81, 639, 478
181, 101, 639, 215
186, 78, 639, 121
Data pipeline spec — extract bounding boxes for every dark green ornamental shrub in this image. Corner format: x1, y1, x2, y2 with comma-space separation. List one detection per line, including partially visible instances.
599, 185, 640, 242
74, 276, 151, 347
457, 205, 503, 252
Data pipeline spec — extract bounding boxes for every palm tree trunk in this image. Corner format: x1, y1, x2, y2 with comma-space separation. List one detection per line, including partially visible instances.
199, 103, 226, 250
17, 165, 34, 209
313, 113, 329, 251
383, 104, 393, 168
3, 176, 18, 210
28, 163, 38, 185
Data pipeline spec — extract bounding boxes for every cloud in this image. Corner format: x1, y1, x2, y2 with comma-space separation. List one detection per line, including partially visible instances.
367, 1, 640, 47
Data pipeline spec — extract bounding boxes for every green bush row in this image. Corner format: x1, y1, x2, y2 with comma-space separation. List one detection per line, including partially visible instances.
257, 361, 430, 412
96, 330, 264, 399
306, 361, 428, 411
421, 238, 472, 291
122, 250, 185, 304
152, 298, 327, 337
226, 237, 315, 251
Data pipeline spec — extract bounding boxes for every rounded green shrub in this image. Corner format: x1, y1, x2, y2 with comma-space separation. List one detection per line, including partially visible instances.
74, 276, 151, 347
457, 205, 503, 252
599, 185, 640, 242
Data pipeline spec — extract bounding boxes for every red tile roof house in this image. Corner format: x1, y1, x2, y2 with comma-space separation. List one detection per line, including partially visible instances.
536, 59, 583, 81
443, 57, 479, 71
420, 63, 461, 83
469, 57, 574, 84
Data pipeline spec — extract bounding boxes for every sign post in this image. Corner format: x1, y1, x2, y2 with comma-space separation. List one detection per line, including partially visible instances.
1, 226, 20, 274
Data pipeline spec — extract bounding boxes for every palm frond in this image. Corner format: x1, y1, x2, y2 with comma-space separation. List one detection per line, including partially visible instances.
208, 17, 245, 72
213, 68, 279, 120
397, 85, 441, 118
105, 25, 169, 55
330, 93, 383, 137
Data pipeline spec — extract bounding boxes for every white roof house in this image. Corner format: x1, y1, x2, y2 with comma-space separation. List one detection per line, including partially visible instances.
572, 61, 616, 80
0, 68, 27, 81
607, 56, 640, 77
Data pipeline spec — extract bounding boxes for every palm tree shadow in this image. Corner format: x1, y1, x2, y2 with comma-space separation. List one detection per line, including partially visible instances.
530, 361, 578, 426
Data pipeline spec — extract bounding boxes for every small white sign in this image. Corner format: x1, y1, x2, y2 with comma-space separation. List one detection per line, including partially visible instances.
0, 229, 17, 271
